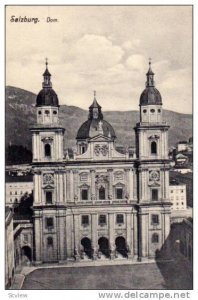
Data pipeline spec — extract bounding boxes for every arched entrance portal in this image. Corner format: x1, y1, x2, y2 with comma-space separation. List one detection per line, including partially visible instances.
115, 236, 128, 257
21, 246, 32, 265
81, 237, 92, 258
98, 237, 110, 258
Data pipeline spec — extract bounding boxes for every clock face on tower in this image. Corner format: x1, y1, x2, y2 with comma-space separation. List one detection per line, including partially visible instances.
149, 170, 160, 181
43, 173, 54, 185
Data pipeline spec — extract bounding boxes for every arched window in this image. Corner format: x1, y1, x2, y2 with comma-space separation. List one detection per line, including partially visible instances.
45, 144, 51, 157
151, 141, 157, 154
99, 186, 105, 200
152, 233, 159, 243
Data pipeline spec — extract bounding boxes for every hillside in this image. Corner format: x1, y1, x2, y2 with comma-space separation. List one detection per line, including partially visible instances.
5, 86, 193, 151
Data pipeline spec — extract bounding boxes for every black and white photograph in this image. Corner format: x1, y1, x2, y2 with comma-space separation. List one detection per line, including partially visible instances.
4, 4, 193, 293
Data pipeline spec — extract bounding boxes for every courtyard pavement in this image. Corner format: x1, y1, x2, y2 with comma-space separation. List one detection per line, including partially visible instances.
18, 257, 192, 290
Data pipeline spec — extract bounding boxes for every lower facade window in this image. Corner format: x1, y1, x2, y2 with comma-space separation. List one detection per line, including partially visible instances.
116, 214, 124, 224
81, 189, 88, 200
116, 188, 123, 199
152, 233, 159, 243
81, 215, 89, 226
99, 214, 106, 225
151, 214, 159, 225
99, 186, 106, 200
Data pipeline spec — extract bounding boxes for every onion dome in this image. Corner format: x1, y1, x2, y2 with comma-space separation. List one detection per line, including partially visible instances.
76, 91, 116, 140
140, 60, 162, 106
36, 59, 59, 107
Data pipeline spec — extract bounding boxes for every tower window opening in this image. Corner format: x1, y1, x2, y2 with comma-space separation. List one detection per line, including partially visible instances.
47, 237, 53, 246
152, 189, 158, 201
158, 109, 161, 113
81, 145, 86, 154
99, 186, 106, 200
151, 214, 159, 225
151, 141, 157, 154
46, 191, 52, 204
152, 233, 159, 243
45, 143, 51, 157
46, 217, 54, 229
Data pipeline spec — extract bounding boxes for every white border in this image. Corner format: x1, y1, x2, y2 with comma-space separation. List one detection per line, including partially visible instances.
0, 1, 196, 299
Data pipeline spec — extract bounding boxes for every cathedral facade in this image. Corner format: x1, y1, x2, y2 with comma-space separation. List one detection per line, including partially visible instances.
30, 61, 171, 264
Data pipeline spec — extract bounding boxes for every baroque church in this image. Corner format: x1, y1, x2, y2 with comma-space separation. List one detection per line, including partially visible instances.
30, 60, 171, 264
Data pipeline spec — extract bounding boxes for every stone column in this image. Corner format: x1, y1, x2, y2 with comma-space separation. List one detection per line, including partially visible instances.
133, 212, 138, 259
108, 213, 115, 259
57, 212, 66, 262
69, 170, 74, 201
107, 169, 113, 200
138, 211, 149, 260
133, 170, 137, 200
124, 168, 130, 201
126, 213, 133, 258
73, 170, 79, 202
74, 214, 80, 260
90, 169, 96, 200
91, 213, 98, 259
66, 170, 70, 201
63, 172, 67, 203
34, 214, 42, 264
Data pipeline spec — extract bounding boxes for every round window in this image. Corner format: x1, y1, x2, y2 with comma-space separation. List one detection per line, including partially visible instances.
38, 111, 42, 115
150, 109, 155, 113
143, 109, 147, 113
158, 109, 161, 113
53, 111, 57, 115
45, 110, 50, 115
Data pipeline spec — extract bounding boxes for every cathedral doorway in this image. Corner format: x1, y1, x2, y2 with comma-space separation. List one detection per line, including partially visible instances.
115, 236, 128, 257
81, 237, 92, 258
98, 237, 110, 257
21, 246, 32, 265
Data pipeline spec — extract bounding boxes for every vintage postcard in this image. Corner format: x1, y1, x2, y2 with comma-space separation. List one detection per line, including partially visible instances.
5, 4, 193, 295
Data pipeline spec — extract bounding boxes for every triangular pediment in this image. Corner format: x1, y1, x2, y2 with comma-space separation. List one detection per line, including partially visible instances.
43, 184, 54, 190
148, 182, 160, 187
89, 134, 112, 142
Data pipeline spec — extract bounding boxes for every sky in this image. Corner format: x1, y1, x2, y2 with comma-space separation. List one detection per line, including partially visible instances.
6, 5, 192, 113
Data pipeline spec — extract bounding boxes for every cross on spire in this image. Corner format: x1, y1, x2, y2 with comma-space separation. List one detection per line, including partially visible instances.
94, 90, 96, 98
149, 57, 152, 66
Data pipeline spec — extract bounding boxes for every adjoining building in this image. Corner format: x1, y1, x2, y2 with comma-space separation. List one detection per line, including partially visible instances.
5, 175, 33, 207
169, 183, 187, 211
27, 60, 172, 264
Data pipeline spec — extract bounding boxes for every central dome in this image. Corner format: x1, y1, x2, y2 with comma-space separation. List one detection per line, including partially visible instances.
76, 119, 116, 140
76, 92, 116, 140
